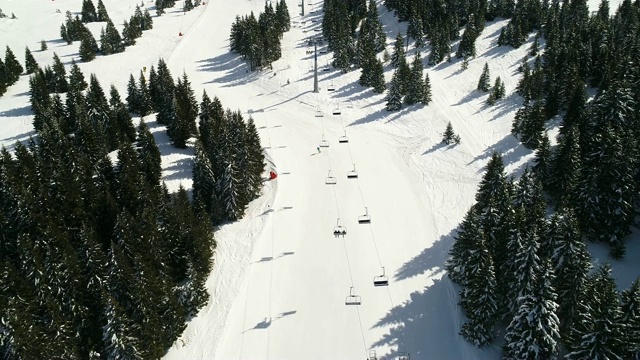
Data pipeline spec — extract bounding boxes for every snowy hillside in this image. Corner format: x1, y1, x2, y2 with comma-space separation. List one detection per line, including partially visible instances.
0, 0, 637, 359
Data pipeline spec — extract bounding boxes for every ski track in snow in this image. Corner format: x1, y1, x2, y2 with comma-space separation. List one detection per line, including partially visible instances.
0, 0, 638, 359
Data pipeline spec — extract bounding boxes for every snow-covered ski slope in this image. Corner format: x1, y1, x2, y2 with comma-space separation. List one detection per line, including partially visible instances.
0, 0, 637, 359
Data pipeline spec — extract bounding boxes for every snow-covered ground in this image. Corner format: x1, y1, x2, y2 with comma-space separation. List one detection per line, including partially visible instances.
0, 0, 637, 359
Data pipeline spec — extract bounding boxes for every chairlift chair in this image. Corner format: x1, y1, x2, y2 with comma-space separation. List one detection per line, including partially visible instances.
345, 286, 361, 305
368, 350, 378, 360
319, 134, 329, 147
325, 170, 337, 185
358, 207, 371, 224
333, 217, 347, 236
347, 164, 358, 179
327, 81, 335, 91
373, 267, 389, 287
338, 130, 348, 143
314, 106, 324, 117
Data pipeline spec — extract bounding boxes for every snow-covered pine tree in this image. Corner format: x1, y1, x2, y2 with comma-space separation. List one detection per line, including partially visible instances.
96, 0, 110, 22
193, 140, 220, 222
24, 47, 38, 75
134, 121, 161, 186
390, 32, 406, 68
422, 72, 432, 105
620, 278, 640, 358
445, 208, 483, 285
477, 62, 490, 91
81, 0, 98, 23
67, 61, 86, 94
566, 264, 625, 360
404, 52, 425, 105
50, 53, 68, 93
126, 74, 140, 115
4, 46, 23, 83
137, 70, 152, 116
503, 259, 560, 360
79, 30, 99, 62
458, 236, 498, 346
385, 69, 403, 111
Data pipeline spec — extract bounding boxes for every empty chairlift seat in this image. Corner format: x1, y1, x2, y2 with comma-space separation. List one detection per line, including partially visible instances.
327, 81, 335, 91
338, 130, 348, 143
314, 106, 324, 117
373, 267, 389, 287
358, 207, 371, 224
319, 134, 329, 147
347, 164, 358, 179
325, 170, 337, 185
345, 286, 361, 305
332, 105, 341, 115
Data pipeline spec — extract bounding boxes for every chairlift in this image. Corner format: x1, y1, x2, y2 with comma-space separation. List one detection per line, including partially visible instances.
358, 207, 371, 224
319, 134, 329, 147
327, 81, 335, 91
333, 217, 347, 236
347, 164, 358, 179
332, 105, 341, 115
368, 350, 378, 360
373, 267, 389, 286
314, 106, 324, 117
345, 286, 361, 305
325, 170, 337, 185
338, 130, 348, 143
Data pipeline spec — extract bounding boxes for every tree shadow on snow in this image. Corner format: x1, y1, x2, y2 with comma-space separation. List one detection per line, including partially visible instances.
0, 105, 32, 118
468, 133, 531, 176
371, 229, 502, 359
198, 51, 261, 88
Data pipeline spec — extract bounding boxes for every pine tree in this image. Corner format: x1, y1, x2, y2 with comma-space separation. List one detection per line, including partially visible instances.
620, 278, 640, 358
81, 0, 98, 23
244, 116, 265, 199
385, 69, 402, 111
172, 71, 198, 147
51, 53, 69, 93
567, 264, 625, 360
4, 46, 23, 83
96, 0, 110, 22
0, 59, 9, 96
503, 260, 560, 360
68, 60, 87, 92
101, 20, 124, 55
458, 236, 498, 346
422, 72, 432, 105
446, 209, 483, 285
79, 31, 99, 62
404, 52, 425, 105
192, 140, 220, 222
477, 62, 490, 92
40, 39, 48, 51
532, 132, 551, 188
442, 122, 460, 144
135, 121, 162, 186
24, 47, 38, 75
126, 74, 140, 115
390, 32, 406, 68
138, 71, 152, 117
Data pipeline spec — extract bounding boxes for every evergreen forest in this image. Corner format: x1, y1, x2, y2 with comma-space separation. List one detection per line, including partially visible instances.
1, 50, 265, 359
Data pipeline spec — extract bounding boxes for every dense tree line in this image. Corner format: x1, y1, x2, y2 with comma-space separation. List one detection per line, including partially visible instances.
446, 0, 640, 356
61, 4, 153, 62
126, 58, 266, 222
3, 58, 216, 358
447, 153, 640, 358
194, 92, 266, 223
229, 0, 291, 71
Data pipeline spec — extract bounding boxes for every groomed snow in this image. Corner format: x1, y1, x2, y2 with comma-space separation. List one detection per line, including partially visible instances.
0, 0, 637, 359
